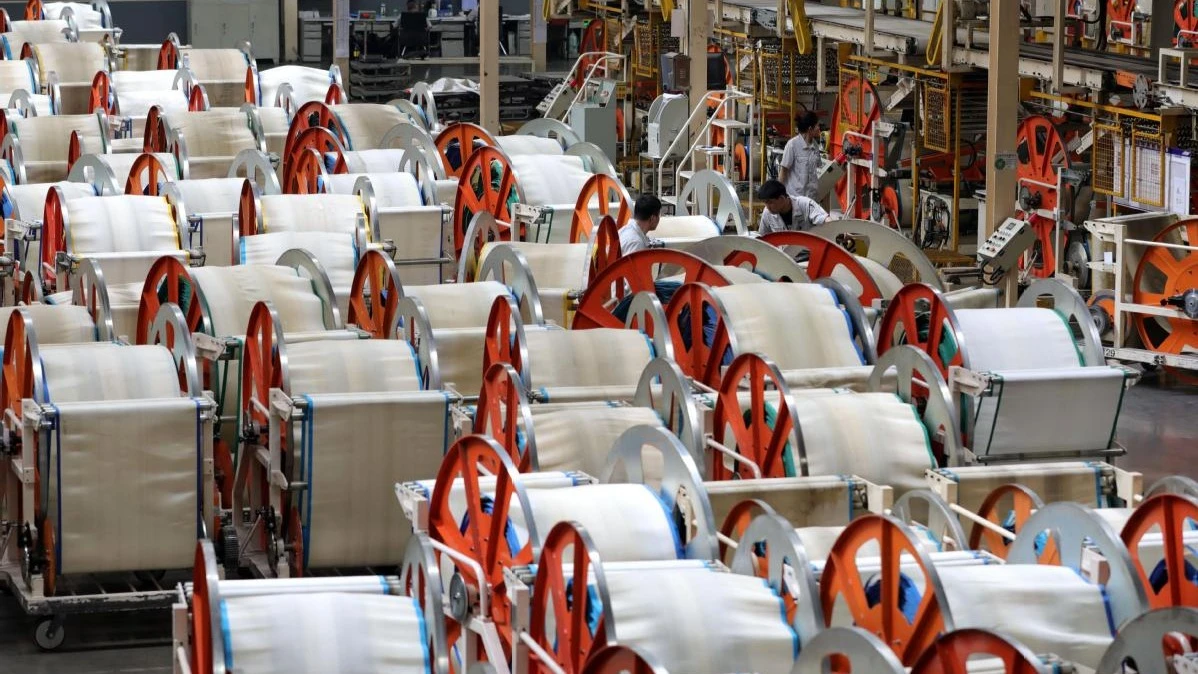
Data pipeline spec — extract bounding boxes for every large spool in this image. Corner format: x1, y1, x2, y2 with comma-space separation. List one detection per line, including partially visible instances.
572, 249, 730, 329
830, 76, 881, 220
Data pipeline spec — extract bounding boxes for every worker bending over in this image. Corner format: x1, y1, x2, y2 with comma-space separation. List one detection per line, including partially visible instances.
619, 195, 665, 255
778, 110, 821, 198
757, 180, 829, 234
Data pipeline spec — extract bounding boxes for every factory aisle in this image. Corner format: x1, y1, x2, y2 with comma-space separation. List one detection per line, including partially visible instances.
0, 376, 1192, 673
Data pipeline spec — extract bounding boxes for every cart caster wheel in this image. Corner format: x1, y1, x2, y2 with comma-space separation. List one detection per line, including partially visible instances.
34, 618, 65, 651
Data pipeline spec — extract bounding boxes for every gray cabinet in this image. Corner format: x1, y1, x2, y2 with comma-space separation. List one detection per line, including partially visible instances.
189, 0, 279, 61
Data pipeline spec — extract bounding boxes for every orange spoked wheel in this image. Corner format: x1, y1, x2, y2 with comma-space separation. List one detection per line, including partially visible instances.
325, 83, 346, 105
24, 0, 41, 20
1132, 219, 1198, 362
188, 84, 209, 111
428, 436, 532, 663
910, 629, 1046, 674
570, 174, 631, 244
474, 363, 531, 470
435, 122, 499, 178
2, 310, 35, 432
876, 283, 964, 380
284, 101, 349, 153
88, 71, 113, 113
66, 131, 84, 173
283, 148, 327, 195
125, 153, 172, 196
238, 180, 262, 237
718, 498, 775, 566
284, 126, 347, 183
452, 146, 516, 259
876, 183, 903, 229
240, 302, 282, 450
157, 37, 179, 69
1016, 115, 1072, 278
589, 216, 621, 280
137, 256, 204, 345
710, 353, 798, 480
572, 20, 607, 88
347, 249, 401, 338
529, 522, 608, 674
1121, 493, 1198, 608
482, 295, 523, 377
830, 76, 881, 219
190, 544, 215, 674
665, 282, 735, 386
143, 106, 167, 152
1175, 0, 1198, 44
243, 66, 257, 105
967, 484, 1058, 563
761, 231, 884, 305
39, 189, 67, 290
582, 646, 662, 674
820, 515, 948, 665
572, 250, 728, 330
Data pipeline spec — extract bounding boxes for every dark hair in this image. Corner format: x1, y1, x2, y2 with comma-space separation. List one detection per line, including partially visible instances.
796, 111, 819, 133
634, 194, 662, 220
757, 180, 787, 200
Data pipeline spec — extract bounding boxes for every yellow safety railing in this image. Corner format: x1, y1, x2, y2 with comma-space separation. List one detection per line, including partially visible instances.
788, 0, 813, 54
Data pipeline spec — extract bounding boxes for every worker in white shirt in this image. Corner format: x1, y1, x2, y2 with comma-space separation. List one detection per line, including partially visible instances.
757, 179, 829, 235
778, 110, 822, 199
619, 195, 664, 255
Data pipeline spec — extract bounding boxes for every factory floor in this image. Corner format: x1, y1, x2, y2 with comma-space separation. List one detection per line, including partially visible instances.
0, 373, 1193, 672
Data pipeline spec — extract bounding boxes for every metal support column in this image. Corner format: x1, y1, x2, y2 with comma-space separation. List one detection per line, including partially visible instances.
333, 0, 350, 96
283, 0, 298, 62
1051, 0, 1065, 91
687, 0, 710, 140
480, 0, 501, 131
985, 0, 1019, 304
531, 0, 547, 71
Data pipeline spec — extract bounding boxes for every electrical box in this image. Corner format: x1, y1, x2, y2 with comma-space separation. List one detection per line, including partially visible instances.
646, 93, 688, 159
660, 52, 690, 91
707, 52, 727, 89
570, 103, 617, 162
977, 217, 1037, 273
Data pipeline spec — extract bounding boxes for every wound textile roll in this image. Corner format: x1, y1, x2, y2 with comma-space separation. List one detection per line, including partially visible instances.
509, 155, 593, 207
406, 282, 511, 329
605, 566, 797, 674
330, 104, 410, 150
482, 242, 588, 291
256, 65, 334, 107
258, 108, 289, 157
115, 89, 189, 127
781, 365, 885, 392
521, 484, 679, 561
710, 265, 769, 285
427, 327, 485, 393
529, 406, 664, 476
376, 208, 444, 272
33, 42, 107, 85
0, 60, 35, 97
434, 179, 457, 206
41, 343, 182, 402
341, 149, 407, 174
495, 135, 563, 156
192, 265, 329, 337
166, 109, 256, 163
0, 304, 94, 345
42, 2, 105, 28
523, 329, 654, 390
302, 391, 450, 568
65, 195, 180, 257
286, 339, 423, 394
656, 216, 720, 240
173, 178, 245, 216
258, 194, 365, 238
111, 69, 177, 92
712, 283, 863, 372
327, 172, 423, 207
221, 592, 431, 674
53, 397, 201, 575
952, 308, 1081, 371
3, 21, 69, 59
180, 48, 248, 83
12, 115, 105, 181
93, 152, 179, 186
239, 231, 357, 312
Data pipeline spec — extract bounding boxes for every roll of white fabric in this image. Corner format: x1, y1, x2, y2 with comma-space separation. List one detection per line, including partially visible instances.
92, 152, 179, 186
173, 177, 246, 215
789, 391, 934, 494
0, 304, 94, 345
405, 281, 511, 329
258, 194, 365, 237
604, 566, 796, 674
522, 329, 654, 390
41, 343, 182, 402
341, 149, 406, 174
495, 135, 563, 156
191, 265, 329, 338
520, 484, 679, 561
303, 391, 451, 566
427, 327, 485, 393
709, 265, 768, 285
239, 231, 357, 305
11, 115, 105, 183
6, 181, 95, 221
256, 65, 333, 107
220, 592, 431, 674
9, 92, 54, 117
166, 110, 257, 177
780, 365, 883, 392
180, 48, 248, 83
2, 21, 69, 59
115, 89, 189, 122
65, 195, 180, 255
54, 397, 202, 575
434, 179, 457, 205
0, 60, 36, 97
427, 472, 579, 537
509, 155, 592, 207
937, 564, 1113, 669
330, 104, 410, 150
42, 2, 105, 28
258, 108, 289, 157
33, 42, 107, 85
952, 308, 1081, 370
285, 339, 423, 394
528, 406, 664, 477
111, 70, 177, 92
325, 172, 423, 208
656, 216, 719, 240
480, 242, 588, 290
712, 284, 864, 372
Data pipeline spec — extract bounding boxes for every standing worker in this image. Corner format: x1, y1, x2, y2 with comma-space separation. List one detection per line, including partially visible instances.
778, 110, 822, 199
619, 195, 664, 255
757, 180, 828, 235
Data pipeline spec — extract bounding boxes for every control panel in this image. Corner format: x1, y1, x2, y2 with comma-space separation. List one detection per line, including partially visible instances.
976, 217, 1036, 275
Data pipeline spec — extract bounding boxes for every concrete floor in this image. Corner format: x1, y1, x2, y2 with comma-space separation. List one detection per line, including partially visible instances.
0, 374, 1192, 672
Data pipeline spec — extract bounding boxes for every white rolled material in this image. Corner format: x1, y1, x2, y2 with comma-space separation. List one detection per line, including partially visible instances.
179, 48, 248, 107
522, 328, 654, 390
220, 592, 430, 674
64, 195, 179, 253
239, 232, 357, 309
255, 65, 334, 107
191, 265, 329, 338
116, 89, 189, 127
509, 155, 592, 208
111, 70, 177, 93
2, 21, 68, 59
434, 179, 457, 205
9, 91, 54, 116
953, 308, 1081, 370
712, 284, 864, 372
167, 110, 257, 178
87, 152, 179, 186
258, 107, 289, 156
405, 281, 511, 329
5, 181, 95, 221
522, 485, 679, 561
0, 304, 94, 344
42, 3, 106, 28
856, 256, 904, 298
340, 149, 406, 174
529, 406, 664, 477
426, 327, 485, 393
173, 177, 245, 215
11, 114, 106, 183
41, 343, 183, 401
482, 242, 586, 290
496, 135, 563, 156
604, 566, 796, 674
257, 194, 365, 237
655, 216, 719, 242
329, 172, 423, 207
53, 397, 202, 575
32, 42, 107, 85
286, 339, 422, 394
302, 391, 450, 566
330, 104, 410, 150
0, 61, 37, 98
